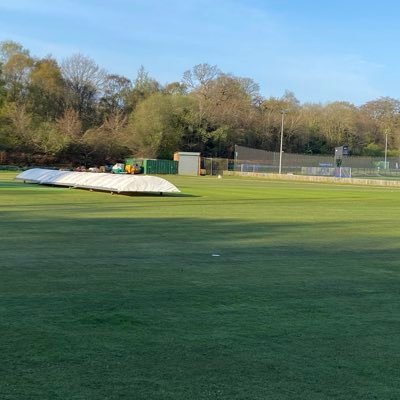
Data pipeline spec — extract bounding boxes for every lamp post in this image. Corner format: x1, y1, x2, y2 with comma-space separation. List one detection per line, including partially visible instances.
278, 110, 287, 174
384, 129, 389, 169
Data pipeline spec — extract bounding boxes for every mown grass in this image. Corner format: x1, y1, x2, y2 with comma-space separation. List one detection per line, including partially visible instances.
1, 171, 400, 399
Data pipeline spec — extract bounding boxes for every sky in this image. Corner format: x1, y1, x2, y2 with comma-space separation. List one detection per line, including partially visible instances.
0, 0, 399, 105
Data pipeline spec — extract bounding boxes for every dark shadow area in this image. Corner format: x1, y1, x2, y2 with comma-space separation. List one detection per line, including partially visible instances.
10, 181, 199, 197
114, 191, 198, 198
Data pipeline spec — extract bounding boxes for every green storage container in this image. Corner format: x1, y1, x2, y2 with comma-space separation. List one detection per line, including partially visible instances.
125, 158, 178, 174
143, 159, 178, 175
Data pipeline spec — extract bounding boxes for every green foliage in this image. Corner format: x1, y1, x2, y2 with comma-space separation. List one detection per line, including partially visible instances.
0, 104, 15, 150
124, 66, 161, 112
363, 143, 384, 157
304, 135, 330, 154
0, 40, 30, 63
28, 58, 65, 120
98, 74, 132, 117
387, 149, 400, 157
128, 93, 194, 158
32, 121, 70, 155
0, 102, 32, 151
1, 40, 400, 165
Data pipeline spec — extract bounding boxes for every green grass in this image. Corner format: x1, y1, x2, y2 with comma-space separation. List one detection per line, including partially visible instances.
1, 171, 400, 399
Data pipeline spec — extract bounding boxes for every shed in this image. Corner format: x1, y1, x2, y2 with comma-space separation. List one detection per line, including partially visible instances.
174, 152, 201, 176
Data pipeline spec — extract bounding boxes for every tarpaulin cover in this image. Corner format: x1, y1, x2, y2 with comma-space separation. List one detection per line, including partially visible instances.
16, 168, 180, 193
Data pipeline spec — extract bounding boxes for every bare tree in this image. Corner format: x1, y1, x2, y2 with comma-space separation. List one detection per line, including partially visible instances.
182, 63, 221, 91
62, 53, 106, 91
61, 54, 107, 128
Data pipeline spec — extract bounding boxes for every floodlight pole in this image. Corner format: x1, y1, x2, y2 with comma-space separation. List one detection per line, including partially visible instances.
384, 131, 388, 168
279, 110, 287, 174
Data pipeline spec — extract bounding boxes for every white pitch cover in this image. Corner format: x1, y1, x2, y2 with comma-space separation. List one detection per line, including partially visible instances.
16, 168, 180, 193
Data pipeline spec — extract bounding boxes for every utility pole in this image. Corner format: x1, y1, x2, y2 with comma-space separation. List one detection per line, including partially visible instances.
279, 110, 287, 174
384, 129, 389, 169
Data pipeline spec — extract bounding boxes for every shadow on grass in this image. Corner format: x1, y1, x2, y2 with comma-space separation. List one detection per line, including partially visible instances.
10, 181, 199, 197
1, 214, 400, 399
115, 191, 198, 198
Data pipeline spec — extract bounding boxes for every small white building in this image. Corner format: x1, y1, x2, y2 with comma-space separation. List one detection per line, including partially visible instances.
174, 152, 201, 176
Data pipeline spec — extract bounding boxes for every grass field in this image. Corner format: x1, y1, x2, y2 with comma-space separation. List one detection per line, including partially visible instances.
2, 171, 400, 399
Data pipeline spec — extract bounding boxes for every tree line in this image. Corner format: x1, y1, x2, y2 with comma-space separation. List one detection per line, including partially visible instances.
0, 40, 399, 166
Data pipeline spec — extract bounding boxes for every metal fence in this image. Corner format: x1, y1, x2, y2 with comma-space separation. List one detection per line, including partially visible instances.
230, 145, 400, 178
234, 145, 400, 169
200, 145, 400, 179
202, 157, 230, 175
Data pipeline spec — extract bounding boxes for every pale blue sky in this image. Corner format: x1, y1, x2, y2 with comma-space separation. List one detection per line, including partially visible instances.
0, 0, 399, 104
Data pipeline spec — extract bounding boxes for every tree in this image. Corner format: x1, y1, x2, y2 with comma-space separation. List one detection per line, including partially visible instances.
320, 102, 363, 152
6, 103, 33, 150
182, 63, 221, 92
182, 67, 260, 156
361, 97, 400, 151
125, 66, 161, 112
362, 143, 383, 157
83, 111, 130, 162
56, 108, 82, 138
164, 82, 187, 95
0, 64, 6, 108
0, 40, 30, 64
128, 93, 194, 158
0, 42, 34, 103
31, 121, 69, 156
28, 57, 65, 120
98, 74, 132, 117
205, 75, 257, 120
259, 96, 292, 151
61, 53, 107, 129
0, 102, 18, 150
182, 64, 221, 126
298, 103, 327, 154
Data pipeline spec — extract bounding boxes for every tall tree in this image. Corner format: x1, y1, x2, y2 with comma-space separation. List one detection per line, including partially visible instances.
361, 97, 400, 151
128, 93, 194, 159
28, 57, 65, 120
1, 44, 33, 102
0, 40, 30, 64
125, 66, 161, 112
98, 74, 132, 117
61, 53, 106, 129
182, 63, 221, 93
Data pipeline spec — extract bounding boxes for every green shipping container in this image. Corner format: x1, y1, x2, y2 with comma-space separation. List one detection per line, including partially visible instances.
143, 159, 178, 175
